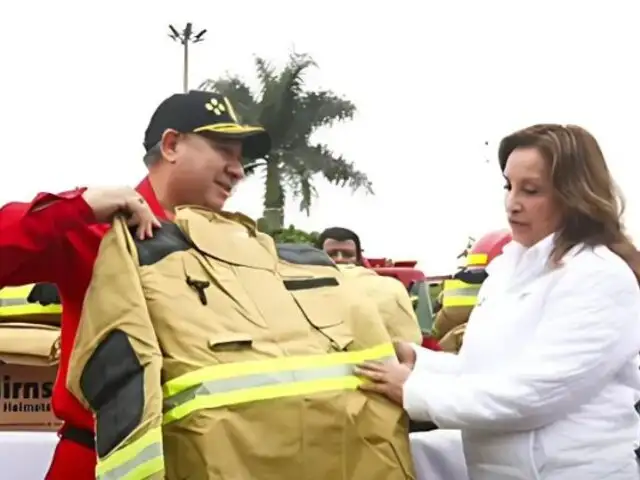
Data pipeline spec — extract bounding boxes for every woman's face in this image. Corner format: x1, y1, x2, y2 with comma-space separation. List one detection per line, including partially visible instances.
503, 147, 562, 247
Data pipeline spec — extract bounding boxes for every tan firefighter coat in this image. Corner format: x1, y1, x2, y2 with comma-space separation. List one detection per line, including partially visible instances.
432, 269, 486, 353
338, 264, 422, 344
0, 284, 61, 365
67, 207, 415, 480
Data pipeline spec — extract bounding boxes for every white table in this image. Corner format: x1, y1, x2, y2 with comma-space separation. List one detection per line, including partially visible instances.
0, 431, 57, 479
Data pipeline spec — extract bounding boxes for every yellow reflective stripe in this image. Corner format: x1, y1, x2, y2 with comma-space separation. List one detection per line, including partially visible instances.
465, 253, 488, 267
162, 343, 395, 424
442, 295, 478, 307
0, 285, 62, 317
0, 285, 34, 298
443, 279, 480, 291
163, 343, 393, 397
442, 279, 480, 307
0, 302, 61, 316
163, 363, 369, 412
96, 427, 163, 480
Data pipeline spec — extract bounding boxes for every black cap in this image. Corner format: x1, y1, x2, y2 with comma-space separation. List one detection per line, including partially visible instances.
143, 90, 271, 159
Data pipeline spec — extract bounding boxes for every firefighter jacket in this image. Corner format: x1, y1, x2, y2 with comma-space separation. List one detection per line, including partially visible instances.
337, 264, 422, 344
0, 323, 60, 366
432, 268, 487, 353
0, 283, 62, 325
438, 323, 467, 353
0, 178, 169, 447
0, 284, 62, 365
67, 207, 415, 480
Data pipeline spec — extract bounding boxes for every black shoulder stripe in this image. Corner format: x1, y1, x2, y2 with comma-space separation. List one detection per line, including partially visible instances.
454, 268, 488, 285
276, 243, 336, 267
283, 277, 339, 291
27, 283, 61, 305
130, 221, 193, 266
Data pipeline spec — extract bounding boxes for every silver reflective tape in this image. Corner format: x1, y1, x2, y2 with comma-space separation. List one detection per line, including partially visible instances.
98, 441, 163, 480
0, 298, 28, 306
164, 356, 394, 412
443, 287, 479, 298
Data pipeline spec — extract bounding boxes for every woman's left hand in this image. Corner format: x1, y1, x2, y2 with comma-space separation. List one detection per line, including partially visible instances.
355, 361, 412, 405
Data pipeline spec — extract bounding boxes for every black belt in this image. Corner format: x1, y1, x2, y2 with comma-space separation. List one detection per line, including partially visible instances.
60, 425, 95, 450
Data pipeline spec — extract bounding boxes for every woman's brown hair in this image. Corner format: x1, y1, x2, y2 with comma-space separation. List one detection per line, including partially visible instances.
498, 123, 640, 281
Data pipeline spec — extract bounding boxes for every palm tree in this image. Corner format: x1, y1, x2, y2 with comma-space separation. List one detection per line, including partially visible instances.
199, 52, 373, 231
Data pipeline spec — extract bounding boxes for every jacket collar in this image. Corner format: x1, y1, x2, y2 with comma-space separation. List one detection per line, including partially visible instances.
174, 207, 277, 270
135, 177, 168, 219
504, 233, 555, 267
179, 207, 259, 234
487, 233, 556, 289
338, 264, 376, 277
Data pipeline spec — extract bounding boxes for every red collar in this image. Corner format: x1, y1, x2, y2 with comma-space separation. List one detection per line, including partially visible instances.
136, 177, 169, 220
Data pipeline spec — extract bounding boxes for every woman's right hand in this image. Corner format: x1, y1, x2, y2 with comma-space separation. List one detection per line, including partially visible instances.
393, 341, 417, 369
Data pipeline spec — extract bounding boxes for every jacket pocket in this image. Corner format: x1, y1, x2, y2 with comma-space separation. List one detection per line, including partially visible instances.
181, 253, 268, 329
283, 276, 354, 350
208, 333, 253, 351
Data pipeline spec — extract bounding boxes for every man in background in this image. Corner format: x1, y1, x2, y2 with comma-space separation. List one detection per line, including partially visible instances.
316, 227, 362, 265
316, 227, 421, 344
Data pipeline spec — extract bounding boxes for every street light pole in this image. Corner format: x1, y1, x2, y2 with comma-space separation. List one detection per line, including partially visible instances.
168, 23, 207, 93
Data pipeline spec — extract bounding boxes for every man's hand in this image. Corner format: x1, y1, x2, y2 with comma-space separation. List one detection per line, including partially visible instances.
82, 187, 161, 239
394, 341, 417, 369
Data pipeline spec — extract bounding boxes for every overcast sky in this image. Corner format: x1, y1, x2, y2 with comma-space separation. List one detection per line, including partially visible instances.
2, 1, 639, 274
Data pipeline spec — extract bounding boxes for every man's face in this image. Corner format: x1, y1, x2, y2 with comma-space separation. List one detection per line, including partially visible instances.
168, 132, 245, 211
322, 238, 358, 264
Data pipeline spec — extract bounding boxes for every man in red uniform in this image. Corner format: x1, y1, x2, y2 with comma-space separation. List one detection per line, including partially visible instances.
0, 90, 270, 479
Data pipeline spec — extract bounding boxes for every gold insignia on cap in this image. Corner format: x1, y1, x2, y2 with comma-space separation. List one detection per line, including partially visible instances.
205, 97, 226, 116
222, 97, 239, 123
204, 96, 240, 122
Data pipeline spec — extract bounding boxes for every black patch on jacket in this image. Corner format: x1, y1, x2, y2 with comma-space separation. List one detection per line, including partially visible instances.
27, 283, 61, 305
276, 244, 337, 267
79, 330, 144, 458
283, 277, 339, 291
130, 221, 192, 266
454, 268, 489, 285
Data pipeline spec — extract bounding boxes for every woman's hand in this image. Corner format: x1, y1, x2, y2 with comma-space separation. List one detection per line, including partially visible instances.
355, 361, 413, 406
394, 341, 417, 368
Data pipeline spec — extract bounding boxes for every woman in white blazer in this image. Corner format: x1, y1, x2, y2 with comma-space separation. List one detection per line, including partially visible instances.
356, 124, 640, 480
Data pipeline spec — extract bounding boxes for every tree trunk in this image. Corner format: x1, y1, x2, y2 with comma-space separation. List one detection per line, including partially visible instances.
263, 159, 285, 231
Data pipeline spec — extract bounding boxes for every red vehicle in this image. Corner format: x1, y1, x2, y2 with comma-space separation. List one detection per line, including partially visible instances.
364, 258, 440, 350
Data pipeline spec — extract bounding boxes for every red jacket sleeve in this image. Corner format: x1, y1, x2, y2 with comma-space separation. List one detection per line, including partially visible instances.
0, 189, 96, 285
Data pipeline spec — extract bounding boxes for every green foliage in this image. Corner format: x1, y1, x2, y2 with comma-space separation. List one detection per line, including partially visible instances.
199, 52, 373, 231
257, 218, 319, 245
272, 225, 320, 245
